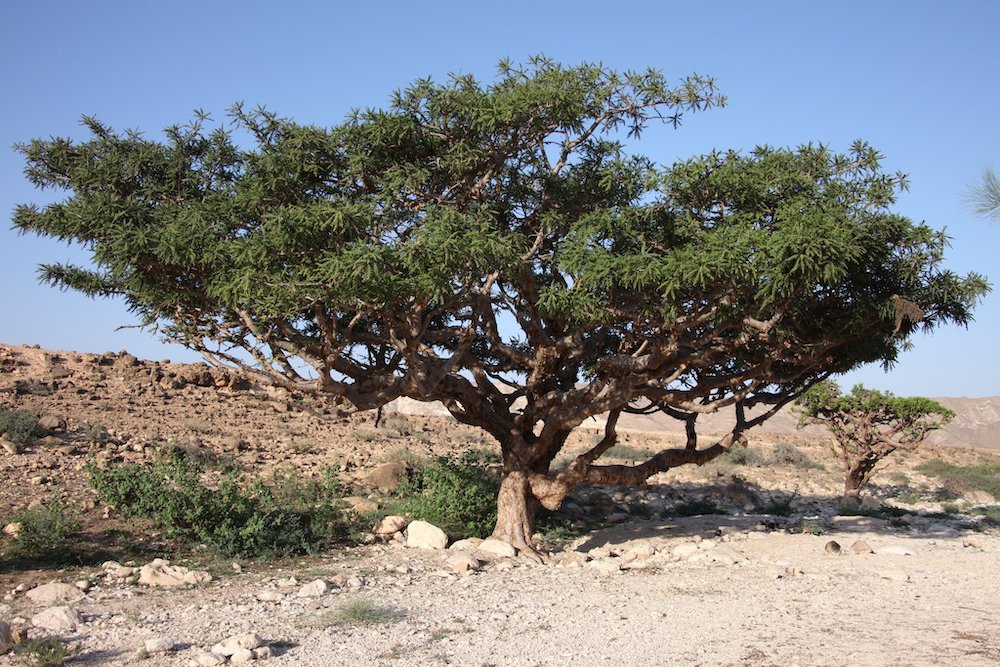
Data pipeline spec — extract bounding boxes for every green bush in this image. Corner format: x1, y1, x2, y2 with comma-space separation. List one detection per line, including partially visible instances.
767, 442, 817, 469
0, 408, 44, 446
387, 450, 501, 539
87, 455, 351, 559
917, 459, 1000, 501
667, 498, 727, 517
14, 635, 78, 667
758, 491, 799, 517
4, 498, 81, 564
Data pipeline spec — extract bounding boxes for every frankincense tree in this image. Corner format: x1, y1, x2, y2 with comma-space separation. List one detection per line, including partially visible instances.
795, 382, 955, 497
13, 58, 988, 556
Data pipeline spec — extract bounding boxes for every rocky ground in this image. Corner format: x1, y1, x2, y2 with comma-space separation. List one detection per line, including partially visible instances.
1, 343, 999, 666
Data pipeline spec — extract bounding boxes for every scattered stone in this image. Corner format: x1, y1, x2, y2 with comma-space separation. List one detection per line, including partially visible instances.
74, 580, 91, 592
102, 561, 136, 579
879, 568, 910, 582
253, 646, 272, 660
37, 415, 66, 431
874, 545, 917, 556
672, 542, 700, 559
342, 496, 379, 514
962, 538, 982, 550
144, 637, 176, 654
194, 651, 227, 666
478, 538, 517, 558
230, 647, 254, 665
850, 540, 874, 554
2, 522, 22, 537
450, 538, 484, 551
31, 605, 81, 632
0, 620, 12, 656
257, 590, 285, 603
296, 579, 330, 598
447, 552, 482, 573
374, 515, 409, 536
212, 632, 263, 656
25, 582, 84, 605
138, 559, 212, 586
406, 520, 448, 549
824, 540, 842, 554
1, 437, 20, 455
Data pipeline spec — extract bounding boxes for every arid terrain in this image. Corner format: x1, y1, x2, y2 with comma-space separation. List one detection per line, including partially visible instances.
1, 342, 999, 666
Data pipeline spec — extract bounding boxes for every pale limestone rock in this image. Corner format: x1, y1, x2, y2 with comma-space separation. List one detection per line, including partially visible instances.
257, 590, 285, 602
138, 559, 212, 587
26, 582, 84, 605
447, 552, 482, 573
374, 515, 409, 535
478, 538, 517, 558
230, 647, 254, 665
31, 605, 81, 633
144, 637, 176, 654
296, 579, 330, 598
253, 646, 272, 659
449, 538, 483, 551
672, 542, 700, 559
194, 651, 227, 666
406, 520, 448, 549
851, 540, 874, 554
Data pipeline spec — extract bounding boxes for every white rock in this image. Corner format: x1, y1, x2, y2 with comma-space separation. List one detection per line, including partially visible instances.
296, 579, 330, 598
0, 620, 13, 656
478, 538, 517, 558
588, 559, 623, 572
139, 559, 212, 587
144, 637, 175, 654
672, 543, 700, 559
374, 515, 408, 535
31, 605, 81, 632
449, 538, 484, 551
406, 520, 449, 549
25, 582, 84, 605
874, 545, 917, 556
447, 553, 482, 573
230, 647, 254, 664
704, 545, 746, 565
257, 590, 285, 602
253, 645, 272, 659
194, 651, 227, 666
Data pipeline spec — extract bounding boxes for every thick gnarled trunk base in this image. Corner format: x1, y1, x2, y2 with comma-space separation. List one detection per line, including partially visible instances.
491, 471, 543, 561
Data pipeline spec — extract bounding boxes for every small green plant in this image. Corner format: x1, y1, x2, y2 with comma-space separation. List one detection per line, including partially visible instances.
758, 490, 799, 517
333, 599, 404, 626
87, 455, 351, 559
14, 636, 78, 667
0, 408, 44, 447
668, 498, 727, 517
767, 442, 816, 469
4, 498, 81, 563
720, 446, 765, 467
386, 451, 501, 539
798, 517, 824, 535
917, 460, 1000, 501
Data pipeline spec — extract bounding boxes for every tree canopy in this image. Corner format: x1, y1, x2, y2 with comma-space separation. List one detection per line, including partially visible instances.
795, 381, 954, 496
13, 57, 988, 555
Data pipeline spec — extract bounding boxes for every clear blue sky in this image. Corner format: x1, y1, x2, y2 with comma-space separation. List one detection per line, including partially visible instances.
1, 1, 997, 397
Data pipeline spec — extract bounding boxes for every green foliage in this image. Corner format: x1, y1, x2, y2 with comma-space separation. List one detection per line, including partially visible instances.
759, 490, 799, 517
4, 499, 81, 564
331, 599, 404, 626
917, 459, 1000, 501
14, 636, 78, 667
387, 450, 501, 539
86, 456, 350, 558
968, 166, 1000, 222
667, 498, 726, 517
0, 408, 44, 446
767, 442, 817, 469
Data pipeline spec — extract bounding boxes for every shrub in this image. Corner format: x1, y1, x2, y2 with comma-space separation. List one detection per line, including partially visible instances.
4, 498, 81, 564
759, 491, 799, 517
14, 636, 78, 667
0, 408, 44, 447
86, 456, 351, 559
387, 450, 501, 539
767, 442, 816, 469
917, 460, 1000, 501
332, 599, 404, 626
667, 498, 727, 517
720, 446, 765, 467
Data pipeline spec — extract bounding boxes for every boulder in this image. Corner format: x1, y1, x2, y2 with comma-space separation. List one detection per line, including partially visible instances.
31, 606, 81, 633
447, 553, 482, 573
212, 632, 263, 656
0, 620, 12, 656
296, 579, 330, 598
25, 582, 84, 605
364, 461, 411, 493
143, 637, 176, 654
406, 520, 448, 549
374, 515, 409, 536
478, 538, 517, 558
138, 559, 212, 587
850, 540, 874, 554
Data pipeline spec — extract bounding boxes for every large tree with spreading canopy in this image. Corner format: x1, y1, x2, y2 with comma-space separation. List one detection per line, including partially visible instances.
14, 58, 987, 557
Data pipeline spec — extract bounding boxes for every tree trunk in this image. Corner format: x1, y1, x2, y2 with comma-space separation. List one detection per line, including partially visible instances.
491, 470, 543, 560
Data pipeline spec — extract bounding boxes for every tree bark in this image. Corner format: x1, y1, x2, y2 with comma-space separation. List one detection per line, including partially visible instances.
491, 469, 544, 561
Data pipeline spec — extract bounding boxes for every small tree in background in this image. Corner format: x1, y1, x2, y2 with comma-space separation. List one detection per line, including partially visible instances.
13, 58, 987, 557
968, 167, 1000, 222
795, 381, 954, 498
